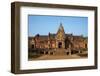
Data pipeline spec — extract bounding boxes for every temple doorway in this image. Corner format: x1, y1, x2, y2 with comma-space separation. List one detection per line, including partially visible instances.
32, 44, 34, 48
58, 42, 62, 48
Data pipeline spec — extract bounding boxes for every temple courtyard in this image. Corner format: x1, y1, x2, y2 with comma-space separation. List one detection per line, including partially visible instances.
28, 49, 88, 61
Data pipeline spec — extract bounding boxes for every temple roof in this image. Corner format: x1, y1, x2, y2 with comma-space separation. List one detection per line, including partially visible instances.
57, 23, 65, 34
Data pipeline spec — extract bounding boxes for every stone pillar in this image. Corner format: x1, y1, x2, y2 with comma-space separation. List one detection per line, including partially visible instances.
68, 48, 71, 55
62, 41, 65, 49
56, 40, 58, 49
44, 51, 45, 55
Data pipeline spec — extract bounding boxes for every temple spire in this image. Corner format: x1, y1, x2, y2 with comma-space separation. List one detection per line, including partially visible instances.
60, 22, 63, 26
58, 22, 65, 32
56, 23, 65, 40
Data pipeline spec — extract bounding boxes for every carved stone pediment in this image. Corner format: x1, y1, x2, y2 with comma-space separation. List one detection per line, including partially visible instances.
56, 23, 65, 40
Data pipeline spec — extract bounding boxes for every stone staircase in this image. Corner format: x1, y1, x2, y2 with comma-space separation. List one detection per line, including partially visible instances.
54, 49, 68, 55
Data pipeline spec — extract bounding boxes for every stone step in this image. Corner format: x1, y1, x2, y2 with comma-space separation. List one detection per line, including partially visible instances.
54, 49, 69, 55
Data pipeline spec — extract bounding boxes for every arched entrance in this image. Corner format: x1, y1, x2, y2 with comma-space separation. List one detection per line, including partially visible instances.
58, 42, 62, 48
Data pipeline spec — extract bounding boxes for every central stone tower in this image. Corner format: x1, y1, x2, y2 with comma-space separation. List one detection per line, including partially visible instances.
55, 23, 65, 49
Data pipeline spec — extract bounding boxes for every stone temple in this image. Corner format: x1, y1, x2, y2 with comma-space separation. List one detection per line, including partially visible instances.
28, 23, 87, 56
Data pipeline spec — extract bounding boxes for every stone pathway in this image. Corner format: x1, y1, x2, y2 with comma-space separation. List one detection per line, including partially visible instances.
29, 54, 87, 61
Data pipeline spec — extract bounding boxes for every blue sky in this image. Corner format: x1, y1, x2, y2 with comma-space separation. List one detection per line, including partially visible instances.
28, 15, 88, 37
